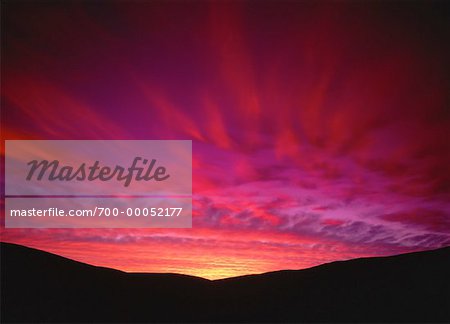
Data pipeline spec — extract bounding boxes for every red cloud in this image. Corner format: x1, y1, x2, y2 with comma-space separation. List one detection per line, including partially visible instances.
380, 209, 450, 233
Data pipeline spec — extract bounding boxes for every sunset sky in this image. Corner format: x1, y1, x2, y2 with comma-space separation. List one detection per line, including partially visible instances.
1, 0, 449, 279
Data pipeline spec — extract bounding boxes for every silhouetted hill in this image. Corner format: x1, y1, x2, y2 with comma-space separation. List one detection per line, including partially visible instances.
1, 242, 449, 323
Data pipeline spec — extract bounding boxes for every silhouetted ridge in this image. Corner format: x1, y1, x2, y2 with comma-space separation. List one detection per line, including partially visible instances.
1, 242, 449, 322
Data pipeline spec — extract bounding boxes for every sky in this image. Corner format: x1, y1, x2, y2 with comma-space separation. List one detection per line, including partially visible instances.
1, 0, 450, 279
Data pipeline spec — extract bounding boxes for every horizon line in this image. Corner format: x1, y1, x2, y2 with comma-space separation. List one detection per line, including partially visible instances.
1, 240, 448, 281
